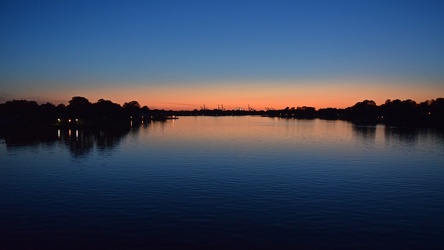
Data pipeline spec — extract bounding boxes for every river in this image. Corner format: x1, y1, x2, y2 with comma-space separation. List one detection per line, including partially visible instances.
1, 116, 443, 249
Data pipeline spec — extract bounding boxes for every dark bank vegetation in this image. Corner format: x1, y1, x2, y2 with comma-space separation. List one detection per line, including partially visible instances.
0, 96, 175, 128
266, 98, 444, 128
0, 96, 443, 128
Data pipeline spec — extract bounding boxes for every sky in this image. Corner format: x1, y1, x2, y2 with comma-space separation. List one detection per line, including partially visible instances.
1, 0, 443, 110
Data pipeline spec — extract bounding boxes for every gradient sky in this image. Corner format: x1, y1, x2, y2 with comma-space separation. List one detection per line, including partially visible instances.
1, 0, 443, 110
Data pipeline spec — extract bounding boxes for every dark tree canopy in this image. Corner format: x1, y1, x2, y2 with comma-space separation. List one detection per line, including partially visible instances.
69, 96, 91, 108
123, 101, 141, 109
1, 96, 444, 128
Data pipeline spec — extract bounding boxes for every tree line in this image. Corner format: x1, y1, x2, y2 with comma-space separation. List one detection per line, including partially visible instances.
0, 96, 443, 128
268, 98, 444, 127
0, 96, 166, 127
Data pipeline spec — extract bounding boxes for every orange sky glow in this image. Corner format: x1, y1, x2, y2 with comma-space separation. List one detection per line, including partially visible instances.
16, 78, 443, 111
2, 1, 444, 112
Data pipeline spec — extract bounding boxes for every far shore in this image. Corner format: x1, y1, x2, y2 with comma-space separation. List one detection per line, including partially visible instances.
1, 97, 443, 129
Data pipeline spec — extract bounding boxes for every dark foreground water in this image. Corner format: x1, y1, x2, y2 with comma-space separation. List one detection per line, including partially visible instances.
1, 117, 444, 249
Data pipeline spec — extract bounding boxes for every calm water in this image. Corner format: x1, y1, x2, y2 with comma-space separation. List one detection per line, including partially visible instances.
1, 117, 444, 249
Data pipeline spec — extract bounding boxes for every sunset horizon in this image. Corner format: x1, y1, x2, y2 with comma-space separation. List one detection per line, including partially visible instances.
2, 1, 444, 248
1, 1, 443, 111
3, 82, 442, 111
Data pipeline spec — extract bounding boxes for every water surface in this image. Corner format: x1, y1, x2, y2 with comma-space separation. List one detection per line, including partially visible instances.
1, 117, 443, 249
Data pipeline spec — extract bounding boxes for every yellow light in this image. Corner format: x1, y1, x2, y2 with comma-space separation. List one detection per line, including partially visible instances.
68, 119, 71, 123
57, 118, 61, 122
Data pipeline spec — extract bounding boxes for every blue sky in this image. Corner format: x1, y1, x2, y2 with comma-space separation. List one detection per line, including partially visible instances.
1, 0, 443, 109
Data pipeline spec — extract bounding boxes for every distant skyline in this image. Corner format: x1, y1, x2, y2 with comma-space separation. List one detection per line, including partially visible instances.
1, 0, 443, 110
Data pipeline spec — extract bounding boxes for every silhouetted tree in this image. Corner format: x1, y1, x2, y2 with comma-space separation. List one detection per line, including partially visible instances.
123, 100, 140, 109
92, 99, 126, 124
56, 104, 66, 118
69, 96, 91, 108
2, 96, 444, 128
123, 100, 141, 117
67, 96, 92, 119
345, 100, 378, 124
318, 108, 342, 120
381, 99, 419, 125
39, 102, 57, 124
141, 105, 150, 113
430, 98, 444, 127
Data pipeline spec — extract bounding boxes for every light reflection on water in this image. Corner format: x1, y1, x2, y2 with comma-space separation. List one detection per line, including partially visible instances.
1, 117, 444, 249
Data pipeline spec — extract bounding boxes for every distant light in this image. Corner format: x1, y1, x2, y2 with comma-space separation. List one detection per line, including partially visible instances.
57, 118, 61, 122
130, 116, 132, 119
429, 112, 431, 115
75, 118, 79, 122
68, 119, 71, 123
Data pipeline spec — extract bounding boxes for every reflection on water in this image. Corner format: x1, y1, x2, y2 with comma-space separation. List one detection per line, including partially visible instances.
383, 126, 436, 146
1, 124, 141, 157
1, 117, 444, 249
1, 119, 443, 158
352, 124, 377, 140
351, 123, 444, 149
0, 121, 176, 158
58, 127, 135, 157
0, 127, 58, 149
